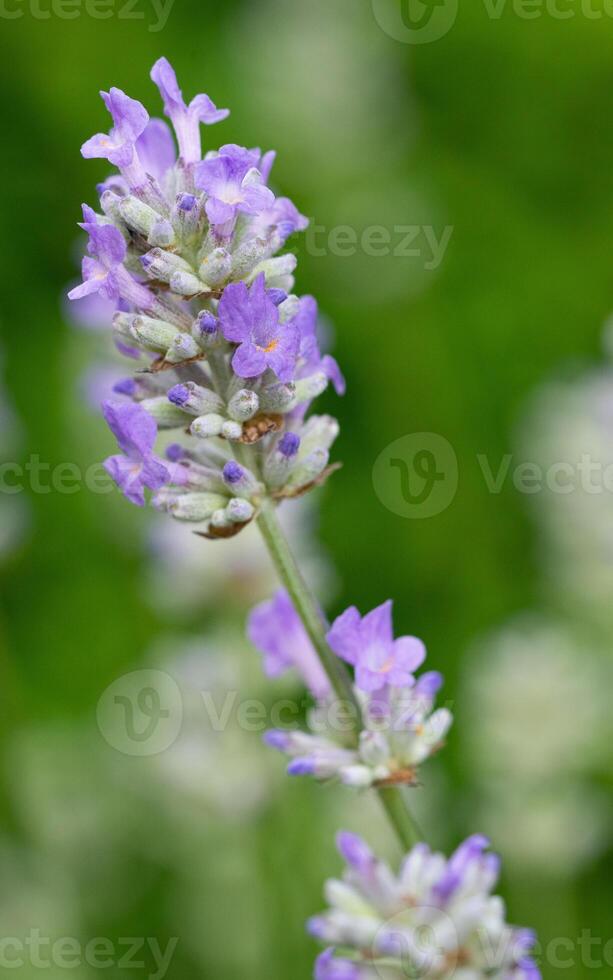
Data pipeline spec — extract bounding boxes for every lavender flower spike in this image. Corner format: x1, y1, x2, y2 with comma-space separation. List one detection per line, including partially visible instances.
151, 57, 229, 163
102, 401, 171, 506
248, 589, 332, 699
309, 832, 541, 980
327, 600, 425, 693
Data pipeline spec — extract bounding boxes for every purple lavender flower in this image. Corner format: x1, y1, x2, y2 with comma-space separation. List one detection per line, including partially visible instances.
249, 196, 309, 245
150, 57, 229, 164
294, 296, 345, 396
248, 589, 332, 699
68, 206, 156, 312
81, 88, 149, 189
218, 274, 299, 382
195, 145, 275, 228
327, 600, 425, 693
102, 401, 171, 506
315, 950, 361, 980
135, 118, 177, 183
310, 832, 541, 979
68, 211, 127, 302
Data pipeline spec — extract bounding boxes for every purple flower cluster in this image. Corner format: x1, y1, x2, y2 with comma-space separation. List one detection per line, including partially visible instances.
310, 832, 541, 980
249, 594, 452, 788
70, 58, 343, 530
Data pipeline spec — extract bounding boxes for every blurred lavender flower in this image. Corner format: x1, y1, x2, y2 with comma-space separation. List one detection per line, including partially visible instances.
309, 832, 540, 980
248, 589, 331, 699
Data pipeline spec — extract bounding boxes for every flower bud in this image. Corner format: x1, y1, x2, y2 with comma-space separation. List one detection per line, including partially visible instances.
250, 254, 297, 291
167, 382, 224, 416
198, 247, 232, 288
140, 396, 189, 429
140, 247, 193, 283
299, 415, 340, 454
221, 420, 243, 441
154, 490, 228, 522
227, 389, 259, 422
278, 295, 301, 323
165, 333, 202, 364
293, 372, 329, 405
169, 270, 209, 297
222, 461, 260, 498
225, 498, 255, 523
190, 413, 225, 438
286, 449, 329, 489
119, 196, 175, 247
259, 382, 296, 413
171, 193, 202, 244
264, 431, 301, 488
99, 190, 127, 228
127, 315, 182, 354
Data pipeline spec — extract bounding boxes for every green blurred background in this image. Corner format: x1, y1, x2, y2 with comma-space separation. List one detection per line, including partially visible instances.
1, 0, 612, 977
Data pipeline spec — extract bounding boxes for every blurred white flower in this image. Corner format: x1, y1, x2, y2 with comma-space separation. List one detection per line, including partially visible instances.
463, 616, 612, 873
519, 365, 613, 617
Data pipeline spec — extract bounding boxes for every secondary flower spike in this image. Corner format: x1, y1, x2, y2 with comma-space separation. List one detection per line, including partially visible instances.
257, 593, 451, 789
70, 58, 344, 532
309, 832, 541, 980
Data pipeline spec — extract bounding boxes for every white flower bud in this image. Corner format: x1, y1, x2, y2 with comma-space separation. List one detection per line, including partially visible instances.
190, 414, 225, 438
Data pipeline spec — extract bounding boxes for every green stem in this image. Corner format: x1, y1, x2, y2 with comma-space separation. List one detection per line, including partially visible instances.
254, 495, 424, 851
377, 787, 423, 850
256, 496, 359, 716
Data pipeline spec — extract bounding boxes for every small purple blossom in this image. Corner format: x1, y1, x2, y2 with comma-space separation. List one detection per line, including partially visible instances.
249, 196, 309, 245
327, 600, 425, 693
195, 145, 275, 228
135, 118, 177, 183
314, 950, 361, 980
218, 274, 299, 382
102, 401, 170, 506
68, 209, 127, 302
82, 88, 149, 189
247, 588, 332, 699
150, 57, 229, 163
294, 296, 345, 396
